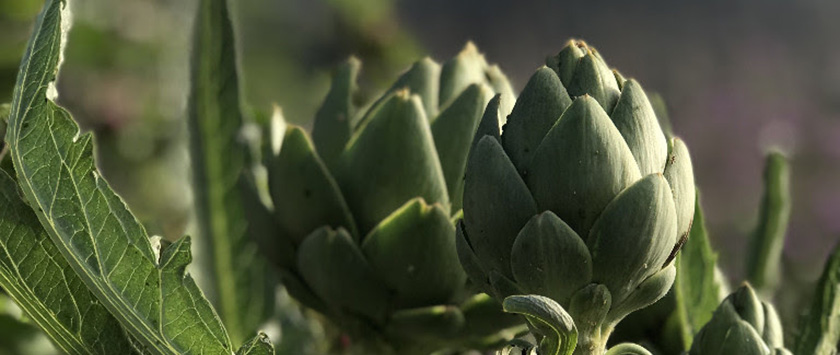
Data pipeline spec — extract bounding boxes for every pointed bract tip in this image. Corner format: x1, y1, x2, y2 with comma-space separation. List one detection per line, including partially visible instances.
461, 41, 480, 55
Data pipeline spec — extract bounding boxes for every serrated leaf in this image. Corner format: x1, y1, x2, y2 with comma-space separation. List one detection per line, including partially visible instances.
746, 152, 791, 296
235, 333, 274, 355
187, 0, 276, 345
794, 243, 840, 355
6, 0, 243, 353
672, 196, 723, 350
0, 170, 137, 354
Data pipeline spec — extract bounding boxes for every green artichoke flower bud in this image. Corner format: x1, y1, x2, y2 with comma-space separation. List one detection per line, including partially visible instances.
689, 284, 791, 354
260, 43, 523, 353
458, 39, 696, 354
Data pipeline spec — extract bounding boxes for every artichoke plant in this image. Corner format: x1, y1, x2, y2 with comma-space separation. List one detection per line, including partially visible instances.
689, 284, 791, 354
456, 40, 696, 354
253, 43, 523, 353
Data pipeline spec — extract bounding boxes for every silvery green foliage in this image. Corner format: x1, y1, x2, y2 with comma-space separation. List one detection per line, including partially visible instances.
457, 40, 696, 354
187, 0, 277, 345
252, 44, 524, 353
0, 0, 273, 353
689, 284, 791, 355
794, 244, 840, 355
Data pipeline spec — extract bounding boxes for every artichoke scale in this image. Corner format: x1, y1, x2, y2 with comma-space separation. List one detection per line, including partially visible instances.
268, 125, 358, 243
361, 198, 465, 308
463, 136, 537, 279
567, 52, 621, 112
501, 66, 571, 171
296, 227, 391, 322
388, 57, 441, 119
311, 57, 360, 168
610, 79, 669, 176
525, 95, 641, 238
587, 174, 677, 306
431, 83, 491, 211
510, 211, 592, 305
338, 91, 450, 234
439, 42, 489, 110
663, 138, 697, 251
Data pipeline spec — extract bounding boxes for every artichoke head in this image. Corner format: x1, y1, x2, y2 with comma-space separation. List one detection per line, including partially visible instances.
457, 40, 697, 337
690, 284, 791, 355
261, 43, 522, 352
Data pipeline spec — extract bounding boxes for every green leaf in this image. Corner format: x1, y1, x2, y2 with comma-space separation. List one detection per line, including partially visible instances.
0, 170, 137, 354
746, 151, 791, 296
187, 0, 275, 345
6, 0, 242, 353
672, 196, 724, 350
235, 333, 274, 355
673, 196, 722, 350
0, 302, 59, 355
793, 243, 840, 355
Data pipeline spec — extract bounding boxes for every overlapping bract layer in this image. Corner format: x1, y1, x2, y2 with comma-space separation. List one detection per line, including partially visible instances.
690, 284, 791, 355
457, 40, 696, 331
257, 44, 522, 352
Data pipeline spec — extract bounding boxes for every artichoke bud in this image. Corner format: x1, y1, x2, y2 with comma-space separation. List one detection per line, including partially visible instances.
689, 284, 791, 354
613, 70, 627, 90
388, 57, 441, 119
568, 284, 611, 335
547, 40, 621, 112
264, 44, 523, 351
546, 39, 586, 87
311, 57, 360, 167
461, 40, 696, 350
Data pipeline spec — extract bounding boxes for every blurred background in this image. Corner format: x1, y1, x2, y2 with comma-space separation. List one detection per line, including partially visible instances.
1, 0, 838, 350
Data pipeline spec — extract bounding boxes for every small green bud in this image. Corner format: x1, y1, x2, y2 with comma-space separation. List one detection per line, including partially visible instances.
689, 284, 791, 354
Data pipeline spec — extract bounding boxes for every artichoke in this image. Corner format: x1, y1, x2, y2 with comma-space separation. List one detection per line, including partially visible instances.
456, 40, 696, 354
256, 43, 522, 353
689, 284, 791, 355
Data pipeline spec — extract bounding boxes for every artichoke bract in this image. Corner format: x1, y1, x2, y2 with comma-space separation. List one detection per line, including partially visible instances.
457, 40, 696, 354
690, 284, 791, 355
260, 43, 522, 353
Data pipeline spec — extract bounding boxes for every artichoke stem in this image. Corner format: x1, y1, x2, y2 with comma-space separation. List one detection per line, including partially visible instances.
572, 324, 613, 355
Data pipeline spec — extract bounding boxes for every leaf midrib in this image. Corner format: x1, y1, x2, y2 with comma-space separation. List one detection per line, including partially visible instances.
12, 138, 180, 355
